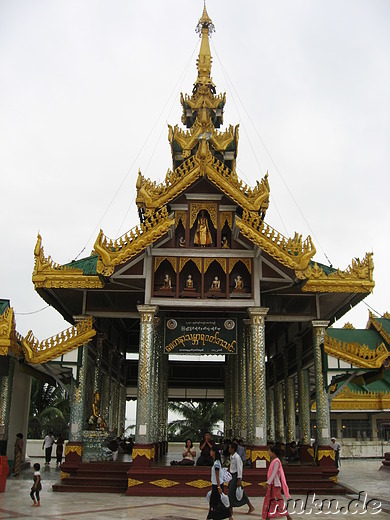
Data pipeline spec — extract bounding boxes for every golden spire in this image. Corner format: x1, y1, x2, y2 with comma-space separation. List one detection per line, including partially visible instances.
195, 2, 215, 87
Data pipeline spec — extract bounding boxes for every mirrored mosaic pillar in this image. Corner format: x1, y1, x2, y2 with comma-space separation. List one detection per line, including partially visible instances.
224, 357, 233, 437
312, 320, 331, 445
118, 383, 126, 436
275, 381, 285, 443
285, 377, 296, 442
101, 373, 110, 429
296, 336, 311, 444
232, 345, 240, 438
267, 387, 276, 442
0, 358, 15, 446
243, 319, 253, 444
161, 348, 169, 448
93, 333, 104, 395
135, 305, 158, 459
69, 343, 88, 442
248, 307, 268, 447
238, 319, 248, 440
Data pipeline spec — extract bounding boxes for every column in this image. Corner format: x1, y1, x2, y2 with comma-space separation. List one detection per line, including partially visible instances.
232, 349, 240, 438
224, 357, 233, 437
296, 336, 311, 444
93, 333, 104, 395
284, 350, 296, 443
244, 319, 253, 444
66, 343, 89, 466
0, 358, 15, 454
275, 381, 285, 443
134, 305, 158, 467
69, 343, 88, 442
248, 307, 268, 466
312, 320, 332, 458
267, 387, 275, 442
238, 319, 248, 440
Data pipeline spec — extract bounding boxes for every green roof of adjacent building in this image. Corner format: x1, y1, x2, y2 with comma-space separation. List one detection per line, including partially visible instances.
327, 328, 384, 351
0, 299, 10, 315
63, 255, 98, 276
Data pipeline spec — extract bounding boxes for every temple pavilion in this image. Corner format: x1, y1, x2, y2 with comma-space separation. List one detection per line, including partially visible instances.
1, 5, 388, 495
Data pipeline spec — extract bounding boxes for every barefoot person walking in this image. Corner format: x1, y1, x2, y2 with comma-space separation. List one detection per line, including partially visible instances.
228, 442, 255, 514
206, 444, 232, 520
262, 446, 292, 519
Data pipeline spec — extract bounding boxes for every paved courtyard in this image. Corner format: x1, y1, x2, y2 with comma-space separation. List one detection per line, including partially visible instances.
0, 458, 389, 519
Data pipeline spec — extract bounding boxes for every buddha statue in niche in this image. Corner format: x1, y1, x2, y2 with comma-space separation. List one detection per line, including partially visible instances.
194, 211, 212, 247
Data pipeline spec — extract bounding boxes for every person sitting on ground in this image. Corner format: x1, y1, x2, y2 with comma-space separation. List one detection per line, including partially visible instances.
171, 438, 196, 466
196, 431, 214, 466
286, 440, 299, 463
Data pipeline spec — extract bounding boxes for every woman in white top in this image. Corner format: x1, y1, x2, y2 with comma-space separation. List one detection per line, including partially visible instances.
207, 444, 232, 520
178, 438, 196, 466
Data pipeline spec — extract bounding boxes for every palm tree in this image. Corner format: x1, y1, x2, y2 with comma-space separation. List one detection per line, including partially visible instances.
168, 401, 224, 441
28, 378, 70, 438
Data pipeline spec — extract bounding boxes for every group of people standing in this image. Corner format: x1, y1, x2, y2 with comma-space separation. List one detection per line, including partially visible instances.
42, 431, 64, 467
171, 432, 292, 519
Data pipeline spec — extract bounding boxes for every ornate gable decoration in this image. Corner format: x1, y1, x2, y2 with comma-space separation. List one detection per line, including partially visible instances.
94, 206, 175, 276
33, 235, 104, 289
0, 305, 20, 357
236, 211, 316, 271
22, 316, 96, 364
135, 6, 270, 221
369, 311, 390, 345
324, 335, 389, 369
295, 253, 375, 293
330, 386, 390, 411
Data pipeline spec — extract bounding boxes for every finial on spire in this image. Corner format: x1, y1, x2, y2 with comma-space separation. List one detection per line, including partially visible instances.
196, 1, 215, 37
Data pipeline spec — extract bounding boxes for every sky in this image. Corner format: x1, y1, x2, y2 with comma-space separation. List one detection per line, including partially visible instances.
1, 0, 389, 345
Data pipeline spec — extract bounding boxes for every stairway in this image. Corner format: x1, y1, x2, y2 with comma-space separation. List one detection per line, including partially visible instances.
53, 462, 130, 493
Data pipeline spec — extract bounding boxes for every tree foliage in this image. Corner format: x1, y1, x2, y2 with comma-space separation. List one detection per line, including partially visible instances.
167, 401, 224, 441
28, 378, 70, 439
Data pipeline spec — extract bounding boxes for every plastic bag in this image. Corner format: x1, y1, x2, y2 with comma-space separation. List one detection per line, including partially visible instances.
236, 485, 243, 501
220, 492, 230, 508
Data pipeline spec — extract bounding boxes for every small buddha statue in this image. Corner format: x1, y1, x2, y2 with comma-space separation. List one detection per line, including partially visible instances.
210, 276, 221, 291
179, 236, 185, 247
185, 274, 195, 290
221, 236, 229, 249
234, 275, 244, 291
162, 273, 172, 289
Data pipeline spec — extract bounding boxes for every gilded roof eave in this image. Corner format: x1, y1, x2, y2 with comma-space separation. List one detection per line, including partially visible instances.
93, 206, 175, 276
22, 316, 96, 364
295, 253, 375, 293
324, 334, 389, 369
0, 305, 20, 357
330, 387, 390, 411
369, 311, 390, 345
235, 211, 316, 271
136, 143, 270, 217
33, 234, 104, 290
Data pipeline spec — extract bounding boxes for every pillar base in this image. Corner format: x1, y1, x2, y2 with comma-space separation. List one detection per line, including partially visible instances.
64, 442, 83, 464
250, 445, 269, 468
132, 444, 155, 468
299, 444, 314, 464
317, 445, 336, 467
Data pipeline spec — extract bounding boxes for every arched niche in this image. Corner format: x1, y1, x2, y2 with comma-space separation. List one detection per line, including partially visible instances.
179, 258, 201, 296
154, 258, 176, 294
190, 209, 216, 247
229, 259, 251, 296
205, 259, 226, 297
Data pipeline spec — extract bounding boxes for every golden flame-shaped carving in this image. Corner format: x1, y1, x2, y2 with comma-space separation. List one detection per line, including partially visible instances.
22, 316, 96, 364
94, 207, 175, 276
324, 335, 389, 369
236, 211, 316, 271
369, 311, 390, 345
330, 386, 390, 411
296, 253, 375, 293
0, 306, 20, 357
33, 234, 103, 289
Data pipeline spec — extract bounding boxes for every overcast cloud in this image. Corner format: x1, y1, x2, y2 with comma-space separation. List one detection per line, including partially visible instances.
1, 0, 389, 340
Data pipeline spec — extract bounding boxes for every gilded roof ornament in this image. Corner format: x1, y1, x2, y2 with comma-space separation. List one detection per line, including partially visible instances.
94, 206, 175, 276
324, 334, 389, 369
330, 386, 390, 411
22, 316, 96, 364
0, 305, 20, 357
236, 211, 316, 271
296, 253, 375, 293
369, 311, 390, 345
33, 234, 104, 289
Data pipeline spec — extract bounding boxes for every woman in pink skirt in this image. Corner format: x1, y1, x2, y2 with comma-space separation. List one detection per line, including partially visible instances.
262, 446, 292, 519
